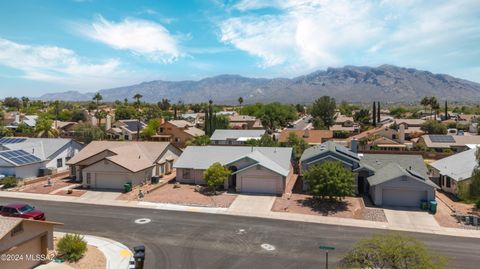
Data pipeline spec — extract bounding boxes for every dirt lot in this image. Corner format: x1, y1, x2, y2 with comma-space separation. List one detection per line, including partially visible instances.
16, 177, 77, 194
139, 182, 237, 208
273, 194, 382, 220
53, 236, 106, 269
435, 191, 479, 228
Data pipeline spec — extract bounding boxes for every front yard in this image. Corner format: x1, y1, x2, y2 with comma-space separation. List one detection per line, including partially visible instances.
120, 180, 238, 208
435, 191, 479, 228
13, 175, 79, 195
272, 194, 387, 222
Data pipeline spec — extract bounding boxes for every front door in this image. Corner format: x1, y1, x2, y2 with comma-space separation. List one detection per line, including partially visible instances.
357, 176, 365, 194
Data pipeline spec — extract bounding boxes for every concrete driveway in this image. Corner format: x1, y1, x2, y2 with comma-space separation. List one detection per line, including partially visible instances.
228, 194, 276, 214
384, 207, 439, 229
80, 190, 121, 201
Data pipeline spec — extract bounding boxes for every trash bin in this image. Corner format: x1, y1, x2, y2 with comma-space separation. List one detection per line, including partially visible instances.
151, 176, 159, 184
123, 183, 132, 193
420, 200, 428, 210
429, 200, 437, 214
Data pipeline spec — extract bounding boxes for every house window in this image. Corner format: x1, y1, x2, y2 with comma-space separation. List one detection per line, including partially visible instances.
175, 137, 180, 142
392, 134, 397, 139
160, 127, 164, 133
57, 158, 63, 168
446, 177, 451, 188
66, 156, 71, 162
182, 169, 191, 178
86, 173, 91, 185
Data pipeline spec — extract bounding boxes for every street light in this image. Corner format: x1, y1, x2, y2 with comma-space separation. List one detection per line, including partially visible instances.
319, 245, 335, 269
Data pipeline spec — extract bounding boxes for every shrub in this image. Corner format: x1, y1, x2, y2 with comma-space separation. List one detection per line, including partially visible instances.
476, 199, 480, 209
56, 234, 87, 262
1, 176, 18, 189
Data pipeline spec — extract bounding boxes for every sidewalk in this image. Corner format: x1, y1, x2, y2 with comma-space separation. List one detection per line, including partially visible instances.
54, 232, 132, 269
1, 190, 479, 239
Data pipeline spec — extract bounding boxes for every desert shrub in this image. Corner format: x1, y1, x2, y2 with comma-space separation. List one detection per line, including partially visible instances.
1, 176, 17, 189
56, 234, 87, 262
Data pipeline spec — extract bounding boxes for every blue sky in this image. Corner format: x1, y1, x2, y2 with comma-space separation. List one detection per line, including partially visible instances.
0, 0, 479, 97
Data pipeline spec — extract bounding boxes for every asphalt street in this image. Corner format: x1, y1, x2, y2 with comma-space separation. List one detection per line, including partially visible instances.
1, 197, 479, 269
288, 116, 311, 130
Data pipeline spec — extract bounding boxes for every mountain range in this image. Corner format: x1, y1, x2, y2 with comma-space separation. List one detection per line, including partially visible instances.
36, 65, 480, 104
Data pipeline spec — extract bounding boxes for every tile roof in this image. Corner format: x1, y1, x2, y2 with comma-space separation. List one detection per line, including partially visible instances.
431, 148, 477, 181
168, 120, 194, 128
278, 129, 333, 144
66, 141, 174, 172
184, 127, 205, 137
0, 217, 22, 239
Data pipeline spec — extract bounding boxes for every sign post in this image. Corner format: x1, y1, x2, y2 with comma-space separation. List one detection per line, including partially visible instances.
319, 245, 335, 269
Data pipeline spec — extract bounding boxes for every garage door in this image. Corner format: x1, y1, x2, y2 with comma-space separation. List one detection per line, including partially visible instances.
0, 235, 43, 269
383, 188, 427, 207
95, 173, 127, 190
240, 177, 278, 194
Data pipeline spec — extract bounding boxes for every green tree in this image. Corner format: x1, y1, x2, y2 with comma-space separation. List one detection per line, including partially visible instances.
310, 96, 336, 128
238, 97, 244, 114
141, 118, 161, 140
133, 93, 143, 108
303, 161, 354, 200
203, 162, 231, 193
15, 123, 34, 135
94, 109, 107, 127
35, 116, 59, 138
340, 233, 448, 269
115, 105, 136, 120
421, 120, 447, 134
158, 98, 171, 111
3, 97, 21, 110
246, 134, 278, 147
421, 96, 430, 114
186, 135, 211, 146
312, 117, 326, 130
458, 147, 480, 202
73, 123, 105, 143
285, 132, 309, 161
71, 110, 87, 122
353, 109, 371, 126
21, 96, 30, 110
92, 92, 103, 109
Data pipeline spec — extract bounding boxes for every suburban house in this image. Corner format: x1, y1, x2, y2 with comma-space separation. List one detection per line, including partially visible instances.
331, 114, 360, 134
228, 115, 264, 129
0, 137, 83, 179
66, 141, 182, 190
416, 134, 480, 152
107, 119, 146, 141
278, 129, 333, 145
0, 217, 62, 269
430, 148, 478, 196
210, 129, 266, 145
174, 146, 294, 195
52, 120, 77, 137
154, 120, 205, 148
300, 141, 438, 207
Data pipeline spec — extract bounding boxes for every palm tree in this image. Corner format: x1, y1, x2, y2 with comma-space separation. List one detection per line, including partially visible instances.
429, 96, 438, 120
133, 94, 143, 141
420, 96, 429, 115
21, 96, 30, 110
95, 109, 107, 127
238, 97, 244, 114
36, 117, 59, 138
133, 94, 143, 108
93, 92, 103, 110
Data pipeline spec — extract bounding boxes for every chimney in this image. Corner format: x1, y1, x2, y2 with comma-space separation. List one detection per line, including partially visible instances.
399, 124, 405, 144
14, 113, 20, 123
351, 137, 358, 153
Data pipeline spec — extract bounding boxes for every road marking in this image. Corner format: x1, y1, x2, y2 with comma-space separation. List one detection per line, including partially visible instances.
237, 229, 246, 235
134, 218, 151, 224
261, 243, 275, 251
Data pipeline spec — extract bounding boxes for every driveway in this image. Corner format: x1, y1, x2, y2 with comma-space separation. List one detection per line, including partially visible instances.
228, 194, 276, 214
384, 208, 439, 229
80, 190, 121, 201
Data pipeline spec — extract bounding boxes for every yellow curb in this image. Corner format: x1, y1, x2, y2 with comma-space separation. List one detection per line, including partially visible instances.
120, 249, 132, 257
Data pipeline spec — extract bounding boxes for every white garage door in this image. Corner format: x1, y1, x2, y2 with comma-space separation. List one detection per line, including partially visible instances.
383, 188, 427, 207
95, 173, 127, 190
240, 177, 278, 194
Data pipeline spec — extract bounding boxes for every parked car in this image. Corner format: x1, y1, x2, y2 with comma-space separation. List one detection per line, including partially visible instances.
0, 203, 45, 220
286, 122, 295, 128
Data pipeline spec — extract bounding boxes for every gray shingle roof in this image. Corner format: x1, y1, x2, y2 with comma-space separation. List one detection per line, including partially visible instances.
431, 148, 477, 181
173, 146, 292, 175
367, 163, 438, 188
300, 140, 359, 162
210, 129, 266, 141
360, 154, 429, 178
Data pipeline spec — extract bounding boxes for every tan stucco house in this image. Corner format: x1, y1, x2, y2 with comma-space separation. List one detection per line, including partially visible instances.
155, 120, 205, 148
67, 141, 182, 190
0, 217, 62, 269
174, 146, 294, 195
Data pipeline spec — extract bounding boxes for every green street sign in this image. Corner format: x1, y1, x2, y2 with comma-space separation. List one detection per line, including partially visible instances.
319, 246, 335, 251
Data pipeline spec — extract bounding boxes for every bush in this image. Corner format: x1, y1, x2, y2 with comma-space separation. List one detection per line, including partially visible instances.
1, 176, 18, 189
56, 234, 87, 262
476, 199, 480, 209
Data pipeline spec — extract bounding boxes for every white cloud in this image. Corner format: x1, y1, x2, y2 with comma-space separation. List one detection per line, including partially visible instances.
220, 0, 480, 78
82, 15, 182, 63
0, 38, 140, 89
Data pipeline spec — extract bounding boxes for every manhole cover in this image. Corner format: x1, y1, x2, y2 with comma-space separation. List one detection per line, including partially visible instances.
261, 243, 275, 251
134, 218, 151, 224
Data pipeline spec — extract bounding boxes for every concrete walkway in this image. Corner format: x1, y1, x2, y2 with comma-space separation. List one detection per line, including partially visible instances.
1, 190, 479, 239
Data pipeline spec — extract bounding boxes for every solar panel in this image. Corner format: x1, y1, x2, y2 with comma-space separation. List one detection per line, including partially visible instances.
0, 149, 41, 165
0, 137, 27, 144
429, 135, 455, 143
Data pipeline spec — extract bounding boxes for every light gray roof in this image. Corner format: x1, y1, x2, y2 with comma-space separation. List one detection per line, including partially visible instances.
210, 129, 266, 141
173, 146, 292, 175
367, 163, 438, 188
229, 150, 289, 176
360, 154, 429, 178
0, 137, 79, 161
431, 148, 477, 181
300, 140, 359, 162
